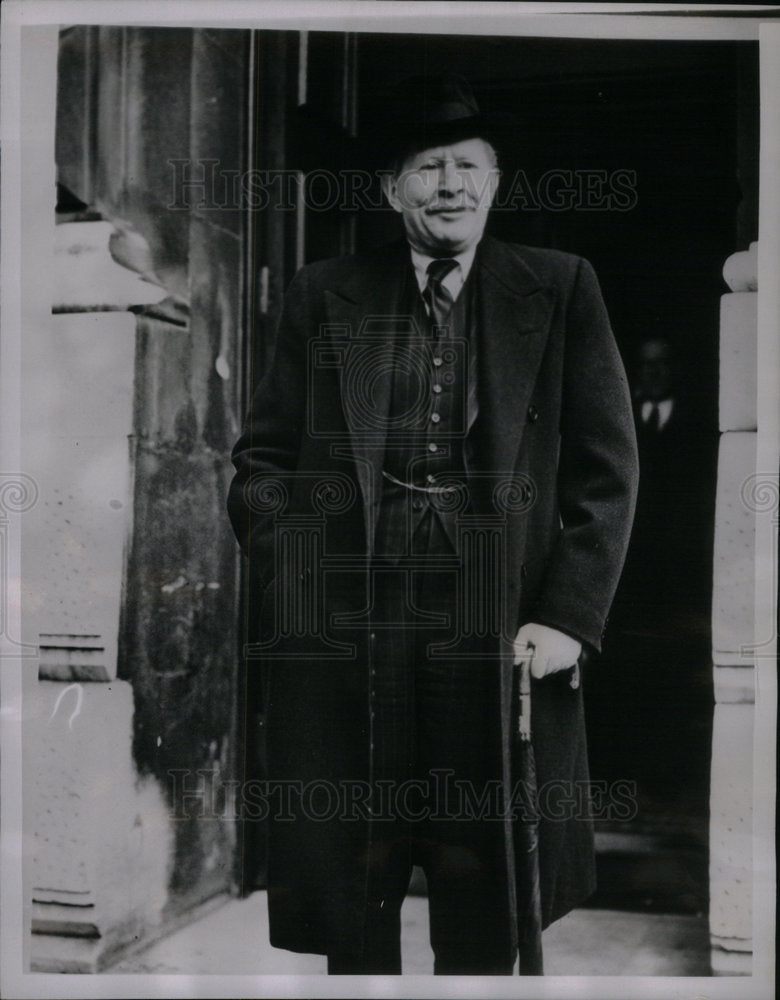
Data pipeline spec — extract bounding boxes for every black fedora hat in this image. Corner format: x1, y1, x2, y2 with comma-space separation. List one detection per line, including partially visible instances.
364, 73, 516, 169
290, 73, 516, 175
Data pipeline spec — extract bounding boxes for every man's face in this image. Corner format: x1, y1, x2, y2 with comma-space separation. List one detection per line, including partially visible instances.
636, 339, 674, 402
382, 137, 500, 256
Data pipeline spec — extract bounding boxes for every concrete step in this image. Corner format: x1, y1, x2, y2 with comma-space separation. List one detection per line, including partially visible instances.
109, 891, 711, 976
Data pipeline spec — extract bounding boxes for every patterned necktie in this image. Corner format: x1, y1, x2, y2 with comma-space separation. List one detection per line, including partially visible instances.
423, 258, 458, 330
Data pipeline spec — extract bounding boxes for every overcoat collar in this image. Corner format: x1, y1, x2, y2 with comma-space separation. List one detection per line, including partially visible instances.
323, 236, 556, 549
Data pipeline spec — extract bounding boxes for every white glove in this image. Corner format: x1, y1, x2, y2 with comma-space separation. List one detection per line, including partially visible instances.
513, 622, 582, 681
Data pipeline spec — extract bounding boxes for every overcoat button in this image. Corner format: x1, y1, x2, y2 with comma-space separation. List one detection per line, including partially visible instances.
527, 404, 539, 423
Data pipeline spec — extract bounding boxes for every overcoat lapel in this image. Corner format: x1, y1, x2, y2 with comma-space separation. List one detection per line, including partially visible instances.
324, 242, 412, 551
475, 237, 556, 481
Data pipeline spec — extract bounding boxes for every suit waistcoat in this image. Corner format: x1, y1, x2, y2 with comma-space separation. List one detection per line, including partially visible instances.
374, 263, 478, 558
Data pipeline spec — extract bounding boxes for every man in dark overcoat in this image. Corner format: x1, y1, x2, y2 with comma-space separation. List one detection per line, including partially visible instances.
228, 75, 638, 975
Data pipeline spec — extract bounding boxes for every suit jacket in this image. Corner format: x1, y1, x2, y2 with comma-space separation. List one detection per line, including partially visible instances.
227, 235, 638, 957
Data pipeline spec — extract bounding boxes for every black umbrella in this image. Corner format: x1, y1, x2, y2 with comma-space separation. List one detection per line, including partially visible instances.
513, 652, 544, 975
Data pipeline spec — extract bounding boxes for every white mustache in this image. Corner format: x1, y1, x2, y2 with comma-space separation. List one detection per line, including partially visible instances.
425, 203, 475, 214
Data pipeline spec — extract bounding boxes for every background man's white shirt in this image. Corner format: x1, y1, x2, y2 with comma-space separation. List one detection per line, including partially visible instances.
641, 398, 674, 430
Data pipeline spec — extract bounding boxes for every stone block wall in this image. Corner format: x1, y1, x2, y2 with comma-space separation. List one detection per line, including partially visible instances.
23, 308, 137, 682
24, 23, 249, 968
22, 222, 174, 971
27, 681, 172, 972
23, 219, 239, 971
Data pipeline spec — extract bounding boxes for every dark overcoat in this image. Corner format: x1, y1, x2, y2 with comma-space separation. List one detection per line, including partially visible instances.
227, 236, 638, 957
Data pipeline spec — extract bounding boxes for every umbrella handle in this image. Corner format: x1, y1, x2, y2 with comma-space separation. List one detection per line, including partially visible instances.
516, 652, 533, 743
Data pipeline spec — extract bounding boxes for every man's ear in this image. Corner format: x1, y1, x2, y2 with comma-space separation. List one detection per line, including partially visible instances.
380, 171, 403, 214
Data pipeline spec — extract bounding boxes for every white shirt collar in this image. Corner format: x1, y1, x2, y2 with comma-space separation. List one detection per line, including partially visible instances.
641, 398, 674, 430
410, 244, 478, 304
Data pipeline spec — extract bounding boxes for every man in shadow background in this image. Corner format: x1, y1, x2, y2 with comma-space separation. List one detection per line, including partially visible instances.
587, 335, 716, 831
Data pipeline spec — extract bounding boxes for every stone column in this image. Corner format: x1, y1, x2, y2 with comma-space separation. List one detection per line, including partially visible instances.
24, 221, 174, 972
709, 242, 757, 975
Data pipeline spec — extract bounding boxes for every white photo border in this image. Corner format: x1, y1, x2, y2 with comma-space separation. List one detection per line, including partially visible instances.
1, 3, 777, 999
